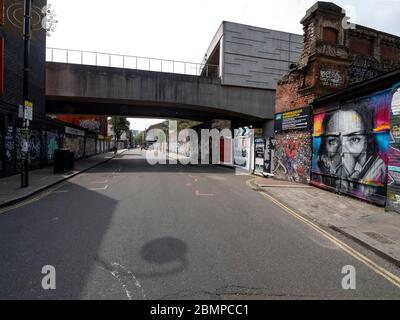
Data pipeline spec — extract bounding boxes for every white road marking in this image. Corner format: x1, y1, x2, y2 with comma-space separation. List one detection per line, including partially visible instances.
109, 262, 146, 300
195, 190, 214, 197
89, 185, 109, 191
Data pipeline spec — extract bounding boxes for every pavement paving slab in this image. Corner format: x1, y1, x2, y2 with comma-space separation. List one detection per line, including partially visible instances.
253, 177, 400, 267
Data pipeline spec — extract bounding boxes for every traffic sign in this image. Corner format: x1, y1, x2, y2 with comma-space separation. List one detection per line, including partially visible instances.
24, 100, 33, 121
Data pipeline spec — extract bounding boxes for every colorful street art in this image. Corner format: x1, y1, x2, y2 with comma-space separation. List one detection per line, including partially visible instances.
29, 130, 42, 168
311, 90, 391, 205
273, 131, 312, 184
233, 129, 252, 171
79, 119, 100, 133
47, 132, 59, 163
16, 129, 42, 169
386, 86, 400, 212
0, 125, 109, 176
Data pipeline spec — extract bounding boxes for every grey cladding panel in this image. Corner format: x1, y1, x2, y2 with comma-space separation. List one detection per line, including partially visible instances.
221, 22, 303, 89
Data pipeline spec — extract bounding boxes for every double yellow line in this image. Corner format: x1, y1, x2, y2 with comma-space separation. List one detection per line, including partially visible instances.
246, 178, 400, 290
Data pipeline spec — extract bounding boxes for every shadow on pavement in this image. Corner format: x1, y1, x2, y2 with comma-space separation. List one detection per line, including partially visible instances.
0, 182, 118, 299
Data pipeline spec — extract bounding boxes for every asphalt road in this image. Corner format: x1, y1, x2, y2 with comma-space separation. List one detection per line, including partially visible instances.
0, 149, 399, 299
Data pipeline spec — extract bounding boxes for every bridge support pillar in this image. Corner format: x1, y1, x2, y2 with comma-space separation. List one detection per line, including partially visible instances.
262, 120, 274, 140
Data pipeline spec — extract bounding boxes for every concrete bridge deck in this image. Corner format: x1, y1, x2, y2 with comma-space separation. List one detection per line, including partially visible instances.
46, 62, 275, 122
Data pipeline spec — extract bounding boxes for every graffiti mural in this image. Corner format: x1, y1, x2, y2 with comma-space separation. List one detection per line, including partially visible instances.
29, 130, 42, 168
79, 119, 100, 133
47, 131, 59, 163
15, 129, 42, 169
233, 128, 252, 171
273, 132, 312, 184
312, 90, 391, 205
5, 127, 15, 162
386, 86, 400, 212
64, 135, 84, 159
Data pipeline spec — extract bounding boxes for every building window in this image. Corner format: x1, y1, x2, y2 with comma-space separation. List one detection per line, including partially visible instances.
322, 27, 339, 45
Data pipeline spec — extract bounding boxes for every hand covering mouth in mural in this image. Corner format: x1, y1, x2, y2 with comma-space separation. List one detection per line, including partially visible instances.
313, 92, 391, 203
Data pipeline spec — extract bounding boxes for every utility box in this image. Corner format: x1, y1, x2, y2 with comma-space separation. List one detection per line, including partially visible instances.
54, 149, 75, 173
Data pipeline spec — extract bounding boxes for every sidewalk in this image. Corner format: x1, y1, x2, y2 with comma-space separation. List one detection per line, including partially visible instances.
252, 177, 400, 267
0, 149, 127, 208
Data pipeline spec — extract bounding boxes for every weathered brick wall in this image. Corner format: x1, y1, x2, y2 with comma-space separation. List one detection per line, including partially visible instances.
274, 2, 400, 188
276, 2, 400, 116
276, 72, 315, 113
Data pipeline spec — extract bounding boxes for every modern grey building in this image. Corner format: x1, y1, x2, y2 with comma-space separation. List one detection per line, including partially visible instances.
203, 21, 303, 90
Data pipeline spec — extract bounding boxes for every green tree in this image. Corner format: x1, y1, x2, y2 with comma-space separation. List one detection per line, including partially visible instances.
111, 117, 130, 144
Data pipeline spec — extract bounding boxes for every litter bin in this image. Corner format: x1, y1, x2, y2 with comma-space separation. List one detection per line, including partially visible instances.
54, 149, 75, 173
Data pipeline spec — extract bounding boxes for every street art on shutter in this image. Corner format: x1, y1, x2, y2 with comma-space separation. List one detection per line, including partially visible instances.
29, 130, 42, 168
5, 127, 14, 162
311, 90, 391, 205
47, 131, 59, 163
386, 86, 400, 212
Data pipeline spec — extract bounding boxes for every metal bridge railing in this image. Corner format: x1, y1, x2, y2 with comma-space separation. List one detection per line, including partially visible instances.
46, 47, 219, 78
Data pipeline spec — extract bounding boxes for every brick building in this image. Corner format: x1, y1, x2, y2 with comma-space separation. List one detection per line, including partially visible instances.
273, 1, 400, 187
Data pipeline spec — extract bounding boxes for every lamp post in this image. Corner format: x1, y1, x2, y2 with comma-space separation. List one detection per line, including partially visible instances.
20, 0, 32, 188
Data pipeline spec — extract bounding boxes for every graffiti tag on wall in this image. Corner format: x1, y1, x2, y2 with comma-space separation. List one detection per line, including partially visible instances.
320, 69, 343, 87
5, 127, 15, 162
47, 132, 59, 163
312, 91, 391, 205
79, 119, 100, 133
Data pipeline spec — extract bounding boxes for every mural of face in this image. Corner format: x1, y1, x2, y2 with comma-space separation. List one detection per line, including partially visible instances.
312, 91, 391, 205
322, 110, 369, 180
